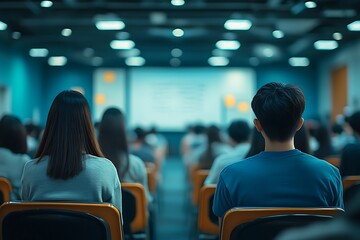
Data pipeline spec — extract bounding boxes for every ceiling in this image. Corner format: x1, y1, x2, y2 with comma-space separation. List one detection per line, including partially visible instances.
0, 0, 360, 67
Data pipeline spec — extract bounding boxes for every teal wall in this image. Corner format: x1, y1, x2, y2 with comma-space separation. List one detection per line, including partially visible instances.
0, 41, 42, 121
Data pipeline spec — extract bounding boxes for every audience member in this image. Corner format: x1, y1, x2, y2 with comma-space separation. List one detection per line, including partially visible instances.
313, 123, 336, 159
204, 120, 251, 185
98, 107, 152, 201
198, 125, 231, 169
146, 126, 168, 163
21, 90, 122, 213
24, 122, 42, 157
294, 124, 312, 154
244, 127, 265, 158
183, 124, 207, 167
130, 127, 156, 163
340, 111, 360, 177
213, 82, 343, 219
0, 115, 30, 200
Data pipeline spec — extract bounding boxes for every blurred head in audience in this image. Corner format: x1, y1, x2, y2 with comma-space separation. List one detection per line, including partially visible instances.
349, 111, 360, 136
134, 127, 147, 143
294, 124, 311, 154
98, 107, 130, 179
313, 123, 335, 158
251, 82, 305, 142
245, 128, 265, 158
35, 90, 103, 179
227, 120, 251, 146
193, 124, 206, 135
0, 115, 27, 154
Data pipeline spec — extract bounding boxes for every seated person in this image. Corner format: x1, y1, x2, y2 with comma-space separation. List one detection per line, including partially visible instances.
21, 91, 122, 214
213, 82, 343, 219
0, 115, 30, 200
340, 111, 360, 177
130, 127, 156, 164
204, 120, 251, 185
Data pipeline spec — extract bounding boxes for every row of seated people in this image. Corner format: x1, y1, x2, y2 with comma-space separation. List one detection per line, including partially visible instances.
0, 91, 165, 239
183, 82, 360, 239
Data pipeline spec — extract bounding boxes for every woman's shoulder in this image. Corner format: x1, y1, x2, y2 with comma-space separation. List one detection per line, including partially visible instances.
85, 154, 114, 166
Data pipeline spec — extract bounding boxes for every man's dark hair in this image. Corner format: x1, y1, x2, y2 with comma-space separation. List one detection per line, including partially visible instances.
251, 82, 305, 142
0, 115, 28, 154
349, 111, 360, 134
227, 120, 250, 144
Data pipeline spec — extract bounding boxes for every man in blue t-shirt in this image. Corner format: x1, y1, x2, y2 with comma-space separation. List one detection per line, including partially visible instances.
213, 82, 343, 219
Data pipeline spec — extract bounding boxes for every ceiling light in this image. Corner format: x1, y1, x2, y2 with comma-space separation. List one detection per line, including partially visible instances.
208, 56, 229, 66
171, 48, 183, 57
48, 56, 67, 66
91, 57, 103, 66
110, 40, 135, 49
224, 19, 252, 30
171, 0, 185, 6
263, 48, 274, 57
288, 57, 310, 67
215, 40, 240, 50
96, 20, 125, 30
347, 20, 360, 31
170, 58, 181, 67
304, 1, 317, 9
172, 28, 184, 37
314, 40, 338, 50
29, 48, 49, 57
272, 30, 284, 39
0, 21, 7, 31
125, 57, 145, 66
118, 48, 141, 58
333, 32, 343, 40
12, 32, 21, 39
40, 0, 53, 8
61, 28, 72, 37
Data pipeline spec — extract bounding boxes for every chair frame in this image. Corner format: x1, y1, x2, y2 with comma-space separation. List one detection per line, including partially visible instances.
192, 169, 209, 206
342, 175, 360, 189
121, 182, 148, 233
220, 207, 344, 240
324, 156, 340, 168
0, 202, 123, 240
197, 184, 218, 235
0, 178, 12, 203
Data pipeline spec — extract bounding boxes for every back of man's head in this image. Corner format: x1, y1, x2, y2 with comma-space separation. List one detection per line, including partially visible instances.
227, 120, 251, 144
251, 82, 305, 142
349, 111, 360, 135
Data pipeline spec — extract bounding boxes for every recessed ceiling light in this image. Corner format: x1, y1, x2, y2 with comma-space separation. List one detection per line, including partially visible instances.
171, 48, 183, 57
125, 57, 145, 66
12, 32, 21, 39
215, 40, 240, 50
0, 21, 7, 31
29, 48, 49, 57
110, 40, 135, 49
48, 56, 67, 66
224, 19, 252, 30
96, 20, 125, 30
288, 57, 310, 67
263, 47, 274, 57
172, 28, 184, 37
171, 0, 185, 6
314, 40, 338, 50
208, 56, 229, 66
40, 0, 53, 8
170, 58, 181, 67
61, 28, 72, 37
347, 20, 360, 31
333, 32, 343, 40
272, 30, 284, 39
304, 1, 317, 9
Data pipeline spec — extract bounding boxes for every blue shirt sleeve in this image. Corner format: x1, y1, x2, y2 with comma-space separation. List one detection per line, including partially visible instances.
213, 173, 233, 218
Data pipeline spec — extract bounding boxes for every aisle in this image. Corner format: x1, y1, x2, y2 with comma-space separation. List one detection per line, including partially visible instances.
155, 158, 190, 240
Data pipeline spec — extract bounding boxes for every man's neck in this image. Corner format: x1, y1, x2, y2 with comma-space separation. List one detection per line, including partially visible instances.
265, 138, 295, 152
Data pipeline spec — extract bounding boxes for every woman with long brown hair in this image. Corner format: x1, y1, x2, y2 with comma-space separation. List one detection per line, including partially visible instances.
21, 90, 122, 212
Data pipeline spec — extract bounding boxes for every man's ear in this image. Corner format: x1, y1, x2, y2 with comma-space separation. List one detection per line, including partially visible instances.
253, 119, 263, 132
296, 118, 304, 131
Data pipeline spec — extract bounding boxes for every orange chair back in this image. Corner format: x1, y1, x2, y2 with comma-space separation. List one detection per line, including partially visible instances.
343, 175, 360, 189
0, 178, 12, 203
192, 170, 209, 206
198, 185, 219, 235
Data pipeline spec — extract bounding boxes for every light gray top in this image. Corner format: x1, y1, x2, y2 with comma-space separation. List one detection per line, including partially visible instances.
122, 154, 152, 202
0, 148, 30, 200
204, 143, 251, 185
21, 154, 122, 214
